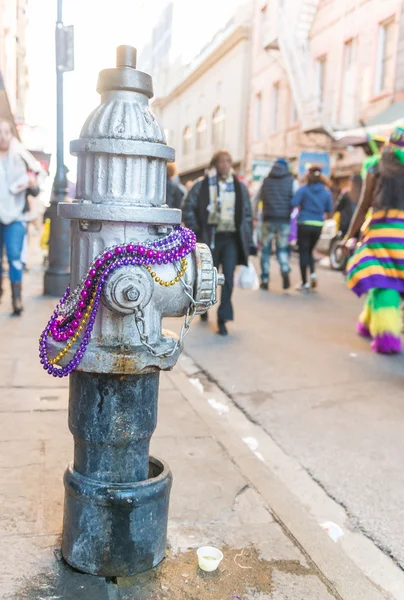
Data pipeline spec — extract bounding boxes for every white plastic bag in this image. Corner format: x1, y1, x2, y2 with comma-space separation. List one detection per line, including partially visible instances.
236, 260, 259, 290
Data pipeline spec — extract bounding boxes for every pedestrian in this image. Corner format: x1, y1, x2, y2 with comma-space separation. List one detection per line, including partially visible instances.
166, 162, 185, 209
333, 174, 362, 237
0, 118, 39, 315
292, 166, 333, 291
342, 126, 404, 354
182, 150, 253, 336
255, 158, 295, 291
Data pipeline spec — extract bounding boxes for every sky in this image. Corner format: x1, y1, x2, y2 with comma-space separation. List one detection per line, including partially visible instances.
25, 0, 246, 177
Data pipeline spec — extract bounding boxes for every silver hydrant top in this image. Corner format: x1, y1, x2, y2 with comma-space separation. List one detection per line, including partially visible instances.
65, 45, 175, 215
96, 45, 153, 98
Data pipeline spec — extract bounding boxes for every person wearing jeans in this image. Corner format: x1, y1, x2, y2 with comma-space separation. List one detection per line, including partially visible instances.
182, 150, 253, 336
292, 166, 333, 291
0, 220, 27, 281
0, 119, 39, 315
255, 158, 295, 291
260, 222, 290, 287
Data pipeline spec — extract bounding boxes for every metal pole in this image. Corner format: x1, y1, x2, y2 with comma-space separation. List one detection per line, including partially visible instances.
44, 0, 70, 297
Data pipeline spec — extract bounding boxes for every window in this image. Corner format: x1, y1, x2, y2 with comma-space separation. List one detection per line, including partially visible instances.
340, 38, 357, 126
375, 18, 395, 94
316, 55, 327, 111
270, 83, 280, 132
196, 117, 207, 150
344, 38, 355, 70
212, 106, 225, 148
254, 93, 262, 141
183, 126, 192, 155
260, 5, 268, 46
289, 89, 298, 125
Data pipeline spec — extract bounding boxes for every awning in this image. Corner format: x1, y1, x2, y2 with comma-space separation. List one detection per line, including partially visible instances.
365, 101, 404, 127
334, 101, 404, 145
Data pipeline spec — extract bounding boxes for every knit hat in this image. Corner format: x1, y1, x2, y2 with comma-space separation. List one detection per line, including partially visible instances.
389, 125, 404, 147
276, 158, 288, 166
308, 165, 322, 177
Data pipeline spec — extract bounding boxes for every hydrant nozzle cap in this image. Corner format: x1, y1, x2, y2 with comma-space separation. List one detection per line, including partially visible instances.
96, 45, 153, 98
116, 45, 137, 69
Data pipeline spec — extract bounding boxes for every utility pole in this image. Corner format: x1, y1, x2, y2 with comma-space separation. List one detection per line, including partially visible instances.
44, 0, 74, 297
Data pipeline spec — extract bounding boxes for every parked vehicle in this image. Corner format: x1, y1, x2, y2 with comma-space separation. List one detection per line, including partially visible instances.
329, 231, 348, 271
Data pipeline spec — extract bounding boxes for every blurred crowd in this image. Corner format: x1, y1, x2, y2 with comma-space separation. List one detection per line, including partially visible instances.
167, 151, 353, 335
2, 114, 404, 357
170, 130, 404, 354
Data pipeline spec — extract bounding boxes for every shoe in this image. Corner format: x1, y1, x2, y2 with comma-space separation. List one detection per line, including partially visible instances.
260, 281, 269, 291
282, 273, 290, 290
217, 320, 228, 336
310, 273, 317, 290
356, 322, 371, 339
200, 312, 208, 322
11, 282, 23, 316
296, 283, 310, 293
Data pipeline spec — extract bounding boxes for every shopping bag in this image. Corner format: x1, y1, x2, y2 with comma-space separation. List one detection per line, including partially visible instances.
236, 260, 260, 290
289, 207, 299, 244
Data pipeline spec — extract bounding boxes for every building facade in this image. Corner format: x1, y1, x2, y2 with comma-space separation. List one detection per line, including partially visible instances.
150, 2, 253, 181
247, 0, 404, 184
0, 0, 29, 123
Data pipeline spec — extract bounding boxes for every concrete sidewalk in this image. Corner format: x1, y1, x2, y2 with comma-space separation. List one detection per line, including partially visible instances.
0, 259, 388, 599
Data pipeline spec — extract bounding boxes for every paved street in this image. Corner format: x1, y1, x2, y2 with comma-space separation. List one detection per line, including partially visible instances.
0, 249, 396, 600
174, 258, 404, 576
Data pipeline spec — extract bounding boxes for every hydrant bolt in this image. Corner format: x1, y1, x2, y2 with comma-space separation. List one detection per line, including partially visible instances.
124, 285, 140, 302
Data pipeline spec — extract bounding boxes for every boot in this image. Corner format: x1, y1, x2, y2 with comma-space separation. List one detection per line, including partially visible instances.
11, 282, 23, 316
282, 273, 291, 290
217, 320, 228, 336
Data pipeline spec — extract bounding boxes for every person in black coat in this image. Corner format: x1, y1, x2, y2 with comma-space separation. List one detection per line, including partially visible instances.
334, 174, 362, 236
254, 158, 295, 291
182, 150, 252, 336
166, 162, 185, 209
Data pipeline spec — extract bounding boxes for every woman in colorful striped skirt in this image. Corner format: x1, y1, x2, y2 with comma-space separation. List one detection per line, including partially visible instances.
342, 126, 404, 355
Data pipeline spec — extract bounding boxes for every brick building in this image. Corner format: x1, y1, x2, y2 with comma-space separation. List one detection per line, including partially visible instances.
247, 0, 404, 184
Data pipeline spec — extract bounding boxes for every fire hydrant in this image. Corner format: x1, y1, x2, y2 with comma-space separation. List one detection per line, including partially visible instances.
38, 45, 221, 577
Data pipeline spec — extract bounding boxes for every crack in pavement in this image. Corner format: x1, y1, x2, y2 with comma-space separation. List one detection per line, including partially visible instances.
304, 465, 404, 572
187, 360, 404, 574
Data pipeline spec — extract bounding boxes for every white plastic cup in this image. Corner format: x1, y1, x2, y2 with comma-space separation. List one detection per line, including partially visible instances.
197, 546, 224, 572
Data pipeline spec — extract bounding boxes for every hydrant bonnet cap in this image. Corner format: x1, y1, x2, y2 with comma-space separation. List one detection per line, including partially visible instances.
96, 45, 153, 98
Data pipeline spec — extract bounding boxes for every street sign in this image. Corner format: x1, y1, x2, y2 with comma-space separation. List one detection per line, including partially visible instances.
298, 151, 330, 178
56, 24, 74, 72
252, 159, 273, 181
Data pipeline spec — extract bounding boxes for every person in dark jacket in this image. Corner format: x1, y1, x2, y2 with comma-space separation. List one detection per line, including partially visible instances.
334, 174, 362, 236
255, 158, 294, 290
166, 162, 185, 209
292, 166, 333, 291
182, 150, 253, 336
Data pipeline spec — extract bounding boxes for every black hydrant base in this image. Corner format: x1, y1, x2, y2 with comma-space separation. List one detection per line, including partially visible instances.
61, 456, 172, 577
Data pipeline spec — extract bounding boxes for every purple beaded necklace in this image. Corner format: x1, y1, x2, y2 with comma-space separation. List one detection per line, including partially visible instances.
39, 226, 197, 378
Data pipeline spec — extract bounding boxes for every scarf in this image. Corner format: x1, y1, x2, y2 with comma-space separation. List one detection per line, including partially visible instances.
206, 167, 236, 233
0, 150, 29, 225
